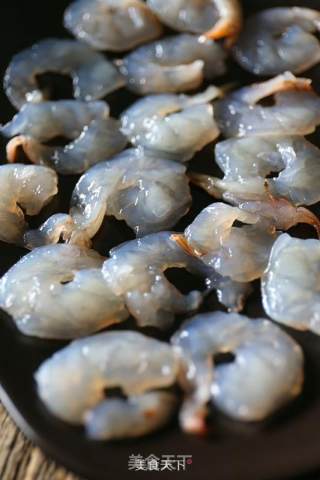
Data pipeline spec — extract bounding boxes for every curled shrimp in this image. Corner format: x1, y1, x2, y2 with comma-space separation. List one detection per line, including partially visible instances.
35, 331, 179, 439
215, 72, 320, 137
0, 164, 57, 246
1, 100, 127, 174
119, 34, 226, 95
234, 7, 320, 76
0, 244, 128, 339
4, 38, 125, 109
171, 312, 303, 433
64, 0, 163, 52
121, 86, 221, 161
147, 0, 242, 45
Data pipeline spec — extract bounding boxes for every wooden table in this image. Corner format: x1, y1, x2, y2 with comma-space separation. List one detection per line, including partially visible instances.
0, 403, 79, 480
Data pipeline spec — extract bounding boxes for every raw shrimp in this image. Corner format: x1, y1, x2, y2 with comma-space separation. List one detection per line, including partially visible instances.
121, 86, 221, 161
1, 100, 127, 174
234, 8, 320, 76
0, 244, 128, 339
4, 39, 125, 109
215, 72, 320, 137
0, 164, 57, 246
262, 234, 320, 335
171, 312, 303, 433
172, 199, 320, 310
64, 0, 163, 52
102, 232, 204, 329
192, 136, 320, 206
147, 0, 242, 44
120, 34, 226, 95
35, 331, 179, 439
26, 148, 192, 248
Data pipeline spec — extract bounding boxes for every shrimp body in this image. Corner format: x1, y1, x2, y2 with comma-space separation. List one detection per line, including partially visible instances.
120, 34, 226, 95
262, 234, 320, 335
121, 86, 220, 161
215, 73, 320, 137
0, 244, 128, 339
64, 0, 163, 52
4, 39, 125, 109
210, 136, 320, 206
102, 232, 203, 329
35, 331, 179, 439
234, 8, 320, 75
147, 0, 242, 44
0, 164, 57, 245
2, 101, 127, 174
171, 311, 303, 433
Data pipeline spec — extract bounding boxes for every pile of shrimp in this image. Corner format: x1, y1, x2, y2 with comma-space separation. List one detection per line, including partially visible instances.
1, 0, 320, 442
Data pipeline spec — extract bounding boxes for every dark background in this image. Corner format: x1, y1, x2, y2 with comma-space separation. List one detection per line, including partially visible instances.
1, 1, 320, 479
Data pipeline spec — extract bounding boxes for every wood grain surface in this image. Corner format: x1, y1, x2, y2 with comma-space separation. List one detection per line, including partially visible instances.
0, 403, 80, 480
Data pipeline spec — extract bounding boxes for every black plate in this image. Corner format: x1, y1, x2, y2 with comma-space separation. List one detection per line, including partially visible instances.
1, 1, 320, 479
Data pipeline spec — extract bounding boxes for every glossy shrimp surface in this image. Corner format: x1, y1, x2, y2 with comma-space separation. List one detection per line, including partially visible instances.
234, 8, 320, 75
4, 39, 125, 109
102, 232, 203, 329
0, 164, 57, 245
27, 148, 192, 248
215, 73, 320, 137
196, 136, 320, 206
147, 0, 242, 44
64, 0, 163, 52
171, 312, 303, 433
0, 244, 128, 339
262, 234, 320, 335
35, 331, 179, 439
2, 100, 127, 174
121, 86, 220, 161
120, 34, 226, 95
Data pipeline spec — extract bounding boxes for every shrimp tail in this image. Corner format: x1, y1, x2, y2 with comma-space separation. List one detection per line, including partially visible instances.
188, 172, 224, 198
296, 207, 320, 238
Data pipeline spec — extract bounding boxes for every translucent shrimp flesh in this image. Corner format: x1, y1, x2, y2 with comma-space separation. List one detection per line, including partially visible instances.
4, 38, 125, 109
191, 136, 320, 206
262, 234, 320, 335
35, 331, 179, 439
1, 100, 127, 174
64, 0, 163, 52
172, 199, 320, 310
119, 34, 226, 95
234, 7, 320, 76
147, 0, 242, 45
0, 244, 128, 339
121, 86, 221, 161
0, 164, 57, 246
171, 311, 303, 433
26, 148, 192, 248
215, 72, 320, 137
102, 232, 204, 329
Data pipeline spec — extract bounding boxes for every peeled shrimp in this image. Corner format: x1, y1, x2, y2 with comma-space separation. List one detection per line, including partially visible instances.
172, 311, 303, 433
102, 232, 203, 329
215, 72, 320, 137
64, 0, 163, 52
121, 86, 220, 161
1, 100, 127, 174
4, 39, 125, 109
120, 34, 226, 95
192, 136, 320, 206
26, 148, 192, 248
148, 0, 242, 44
0, 164, 57, 246
35, 331, 179, 439
262, 234, 320, 335
234, 8, 320, 76
173, 199, 320, 310
0, 244, 127, 339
